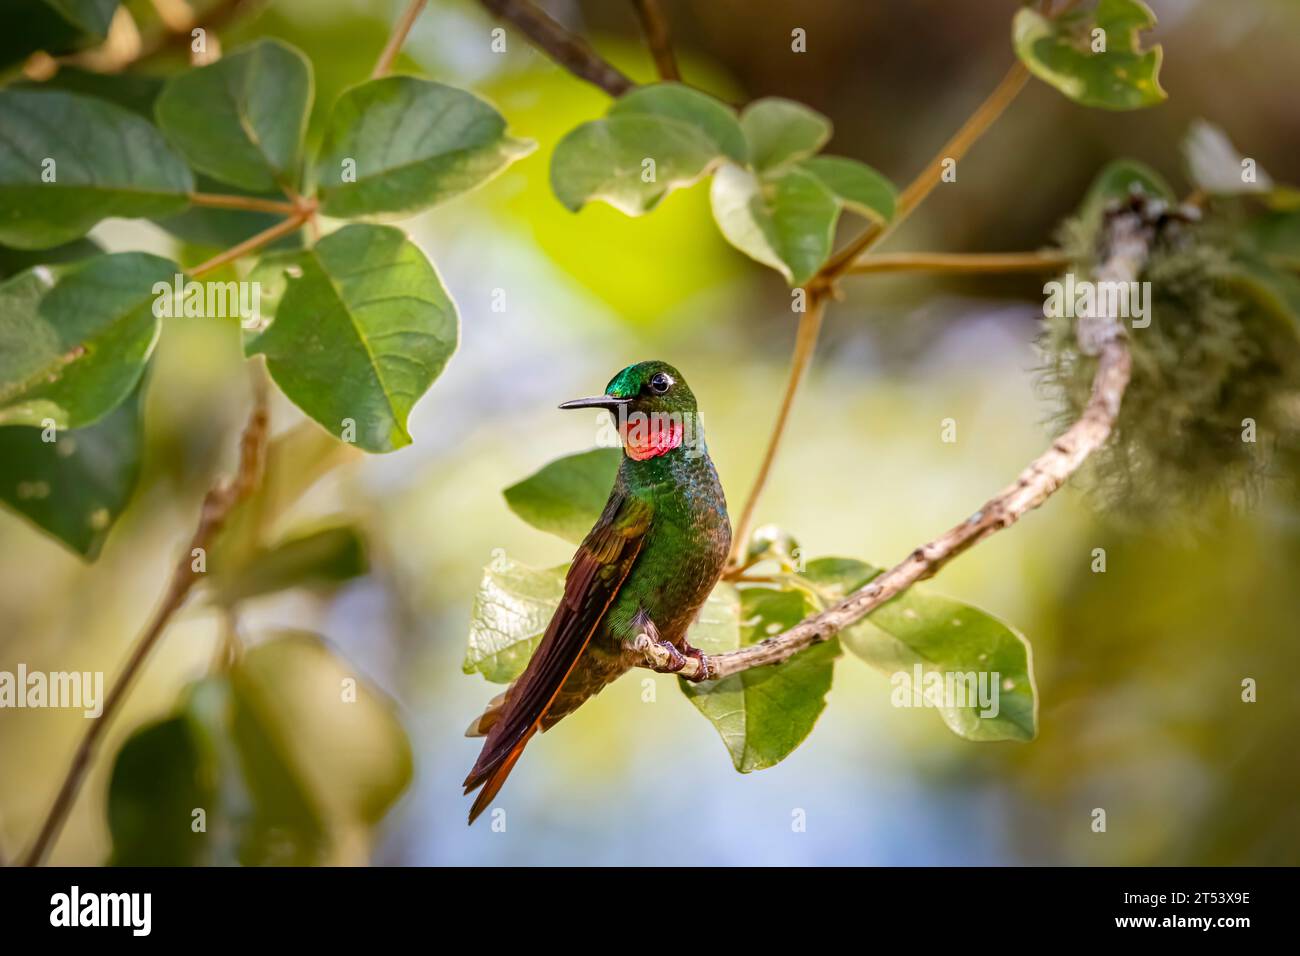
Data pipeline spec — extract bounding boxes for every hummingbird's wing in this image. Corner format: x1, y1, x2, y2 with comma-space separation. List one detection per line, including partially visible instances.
463, 487, 653, 823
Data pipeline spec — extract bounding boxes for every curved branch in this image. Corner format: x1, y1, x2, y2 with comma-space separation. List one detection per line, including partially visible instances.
647, 202, 1160, 681
478, 0, 634, 96
20, 365, 272, 867
848, 249, 1070, 276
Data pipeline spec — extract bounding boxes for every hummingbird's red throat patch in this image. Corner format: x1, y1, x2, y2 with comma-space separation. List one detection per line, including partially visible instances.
621, 413, 683, 460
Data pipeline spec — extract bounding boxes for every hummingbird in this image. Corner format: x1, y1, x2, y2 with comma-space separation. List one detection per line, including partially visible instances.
463, 360, 732, 824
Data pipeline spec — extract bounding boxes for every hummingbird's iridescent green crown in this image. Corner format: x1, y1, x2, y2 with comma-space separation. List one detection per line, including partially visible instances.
603, 360, 698, 416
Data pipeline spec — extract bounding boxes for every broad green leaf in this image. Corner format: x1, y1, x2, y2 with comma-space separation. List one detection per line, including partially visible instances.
155, 39, 312, 194
0, 237, 99, 280
210, 524, 368, 605
316, 76, 534, 219
0, 379, 142, 559
681, 582, 838, 772
233, 632, 412, 828
107, 712, 220, 866
0, 90, 193, 249
739, 98, 832, 171
551, 114, 722, 215
0, 254, 174, 428
709, 161, 839, 285
1013, 0, 1166, 110
464, 557, 567, 683
245, 223, 458, 453
42, 0, 117, 37
503, 447, 621, 544
799, 155, 896, 223
1077, 158, 1174, 231
109, 633, 412, 866
610, 83, 747, 164
801, 557, 1037, 742
1182, 119, 1273, 197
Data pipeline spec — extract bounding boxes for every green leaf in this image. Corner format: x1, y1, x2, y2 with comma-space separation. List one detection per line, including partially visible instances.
681, 582, 838, 772
245, 223, 458, 453
0, 379, 142, 559
464, 557, 567, 683
798, 155, 896, 223
316, 76, 534, 219
709, 161, 839, 285
1181, 119, 1273, 197
155, 39, 312, 194
0, 254, 174, 428
801, 557, 1037, 742
210, 524, 368, 605
0, 90, 193, 249
503, 447, 621, 544
1013, 0, 1166, 110
610, 83, 748, 164
551, 114, 722, 216
41, 0, 117, 37
0, 237, 100, 280
739, 98, 832, 171
108, 632, 412, 866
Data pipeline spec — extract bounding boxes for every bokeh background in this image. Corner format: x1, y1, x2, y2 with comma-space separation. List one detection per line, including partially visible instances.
3, 0, 1299, 865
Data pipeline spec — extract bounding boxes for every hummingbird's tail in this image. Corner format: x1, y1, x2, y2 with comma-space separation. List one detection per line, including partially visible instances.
463, 726, 534, 825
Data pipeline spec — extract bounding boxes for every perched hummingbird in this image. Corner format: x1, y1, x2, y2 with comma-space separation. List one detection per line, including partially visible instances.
463, 360, 731, 824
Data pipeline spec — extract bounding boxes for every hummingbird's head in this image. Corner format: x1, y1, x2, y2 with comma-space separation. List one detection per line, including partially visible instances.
559, 360, 700, 461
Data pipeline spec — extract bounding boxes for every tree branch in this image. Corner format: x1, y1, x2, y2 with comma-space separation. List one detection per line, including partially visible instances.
726, 293, 826, 567
651, 200, 1162, 681
372, 0, 427, 79
188, 191, 299, 215
478, 0, 634, 96
20, 365, 272, 866
190, 208, 312, 279
629, 0, 680, 81
847, 249, 1070, 276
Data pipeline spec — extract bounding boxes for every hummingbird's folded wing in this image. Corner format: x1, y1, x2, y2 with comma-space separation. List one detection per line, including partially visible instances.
463, 488, 653, 821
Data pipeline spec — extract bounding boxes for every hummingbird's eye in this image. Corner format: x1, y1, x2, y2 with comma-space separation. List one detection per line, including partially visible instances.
649, 372, 673, 394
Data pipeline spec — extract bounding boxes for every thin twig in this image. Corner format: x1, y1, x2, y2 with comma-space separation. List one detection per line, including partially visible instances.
190, 210, 310, 279
629, 0, 680, 81
478, 0, 634, 96
726, 294, 825, 567
848, 249, 1070, 276
727, 60, 1031, 564
188, 191, 299, 215
652, 200, 1161, 681
818, 61, 1031, 283
371, 0, 427, 79
20, 365, 272, 867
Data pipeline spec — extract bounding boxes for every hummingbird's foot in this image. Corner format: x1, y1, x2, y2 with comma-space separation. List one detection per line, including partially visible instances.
679, 644, 716, 683
634, 632, 689, 673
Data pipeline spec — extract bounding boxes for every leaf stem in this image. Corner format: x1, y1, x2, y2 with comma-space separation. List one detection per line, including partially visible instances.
20, 364, 272, 867
371, 0, 427, 79
847, 249, 1070, 276
190, 209, 312, 279
629, 0, 680, 81
478, 0, 635, 96
188, 191, 299, 215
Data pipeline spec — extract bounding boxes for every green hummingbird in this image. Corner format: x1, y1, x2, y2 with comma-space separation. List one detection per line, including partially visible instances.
463, 360, 731, 824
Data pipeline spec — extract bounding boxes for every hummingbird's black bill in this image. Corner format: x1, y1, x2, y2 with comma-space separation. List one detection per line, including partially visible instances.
558, 395, 631, 411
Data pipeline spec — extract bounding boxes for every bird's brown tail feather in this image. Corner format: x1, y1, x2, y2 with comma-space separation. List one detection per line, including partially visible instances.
465, 729, 533, 825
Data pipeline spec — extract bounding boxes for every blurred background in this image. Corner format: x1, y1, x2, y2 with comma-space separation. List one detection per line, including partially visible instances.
3, 0, 1299, 865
